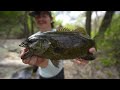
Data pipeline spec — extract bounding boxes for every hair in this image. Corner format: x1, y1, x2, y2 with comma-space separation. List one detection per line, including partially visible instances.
46, 11, 54, 28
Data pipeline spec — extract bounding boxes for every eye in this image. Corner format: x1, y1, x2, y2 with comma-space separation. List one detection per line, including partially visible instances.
35, 15, 40, 19
41, 14, 48, 18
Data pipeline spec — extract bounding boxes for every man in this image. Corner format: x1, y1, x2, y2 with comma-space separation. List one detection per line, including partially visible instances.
20, 11, 96, 79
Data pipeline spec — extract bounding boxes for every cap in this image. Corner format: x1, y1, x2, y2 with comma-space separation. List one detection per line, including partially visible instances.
29, 11, 52, 17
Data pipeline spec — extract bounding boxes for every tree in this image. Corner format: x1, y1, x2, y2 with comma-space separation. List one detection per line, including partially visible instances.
94, 11, 115, 40
30, 16, 34, 34
85, 11, 92, 37
0, 11, 24, 38
22, 11, 30, 38
19, 11, 35, 38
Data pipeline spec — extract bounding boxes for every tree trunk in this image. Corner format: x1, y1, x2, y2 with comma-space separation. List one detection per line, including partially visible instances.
85, 11, 92, 37
24, 11, 29, 38
30, 16, 34, 35
94, 11, 115, 39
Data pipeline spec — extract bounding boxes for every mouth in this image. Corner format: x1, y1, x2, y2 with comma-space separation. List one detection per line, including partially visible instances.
37, 21, 46, 25
38, 22, 44, 24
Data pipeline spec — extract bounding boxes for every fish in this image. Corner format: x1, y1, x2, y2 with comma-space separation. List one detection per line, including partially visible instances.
19, 27, 96, 67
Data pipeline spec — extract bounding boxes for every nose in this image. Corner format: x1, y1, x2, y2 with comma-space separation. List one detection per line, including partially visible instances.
35, 16, 43, 21
37, 17, 42, 21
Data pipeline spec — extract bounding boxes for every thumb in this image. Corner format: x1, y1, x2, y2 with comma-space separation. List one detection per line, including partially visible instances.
20, 48, 29, 59
89, 47, 96, 53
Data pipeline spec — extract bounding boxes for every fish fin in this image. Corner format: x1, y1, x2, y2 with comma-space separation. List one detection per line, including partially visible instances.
56, 27, 72, 32
51, 60, 60, 68
74, 27, 91, 39
74, 27, 87, 35
56, 26, 87, 34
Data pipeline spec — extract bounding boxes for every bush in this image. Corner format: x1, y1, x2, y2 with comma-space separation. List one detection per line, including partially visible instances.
98, 14, 120, 66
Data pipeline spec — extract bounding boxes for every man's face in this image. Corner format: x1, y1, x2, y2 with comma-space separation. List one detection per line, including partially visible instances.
35, 12, 52, 30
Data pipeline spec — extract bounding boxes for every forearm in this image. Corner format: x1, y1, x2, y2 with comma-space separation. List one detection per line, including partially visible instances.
38, 60, 64, 78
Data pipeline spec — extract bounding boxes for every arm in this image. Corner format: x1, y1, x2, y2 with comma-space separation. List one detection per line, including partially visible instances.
20, 48, 63, 78
20, 48, 49, 68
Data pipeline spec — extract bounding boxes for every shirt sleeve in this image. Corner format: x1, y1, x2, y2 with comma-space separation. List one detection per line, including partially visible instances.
38, 60, 64, 78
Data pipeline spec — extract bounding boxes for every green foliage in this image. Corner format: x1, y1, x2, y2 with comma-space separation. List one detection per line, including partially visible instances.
95, 65, 101, 70
0, 11, 37, 38
0, 11, 22, 26
54, 19, 63, 28
100, 57, 117, 67
9, 26, 24, 38
105, 14, 120, 59
52, 12, 63, 28
0, 11, 24, 38
64, 23, 76, 30
97, 13, 120, 66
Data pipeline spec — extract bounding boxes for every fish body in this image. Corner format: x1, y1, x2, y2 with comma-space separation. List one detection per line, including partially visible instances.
20, 27, 96, 61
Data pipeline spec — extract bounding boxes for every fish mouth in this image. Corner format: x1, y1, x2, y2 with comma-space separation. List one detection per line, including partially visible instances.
19, 44, 23, 47
21, 49, 31, 59
19, 43, 28, 47
19, 44, 25, 47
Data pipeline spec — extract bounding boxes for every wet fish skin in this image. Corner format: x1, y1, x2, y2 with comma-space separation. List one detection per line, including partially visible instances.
20, 31, 96, 61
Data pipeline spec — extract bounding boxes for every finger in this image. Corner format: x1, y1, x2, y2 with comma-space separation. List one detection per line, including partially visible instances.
75, 60, 82, 64
22, 58, 31, 64
20, 50, 25, 57
81, 60, 89, 64
73, 59, 82, 64
79, 58, 89, 63
74, 59, 89, 65
37, 58, 48, 68
89, 47, 96, 53
36, 58, 45, 66
29, 56, 37, 65
20, 48, 29, 58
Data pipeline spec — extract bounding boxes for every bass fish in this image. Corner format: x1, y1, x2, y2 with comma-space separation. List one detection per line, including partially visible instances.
19, 27, 96, 67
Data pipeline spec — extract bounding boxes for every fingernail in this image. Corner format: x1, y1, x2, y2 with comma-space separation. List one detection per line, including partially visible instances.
90, 48, 95, 53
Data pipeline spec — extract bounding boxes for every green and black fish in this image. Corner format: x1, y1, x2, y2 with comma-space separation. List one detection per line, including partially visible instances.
19, 27, 96, 67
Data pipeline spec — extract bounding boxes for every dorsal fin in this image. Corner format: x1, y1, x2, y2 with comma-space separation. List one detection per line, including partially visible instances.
74, 27, 87, 35
55, 26, 90, 39
56, 27, 72, 32
56, 26, 87, 35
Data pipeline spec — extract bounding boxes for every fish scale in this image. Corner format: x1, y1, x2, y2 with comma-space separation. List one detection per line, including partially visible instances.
19, 27, 96, 68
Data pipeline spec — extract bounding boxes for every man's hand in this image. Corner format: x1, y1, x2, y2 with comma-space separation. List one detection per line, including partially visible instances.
74, 47, 96, 65
20, 48, 48, 68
